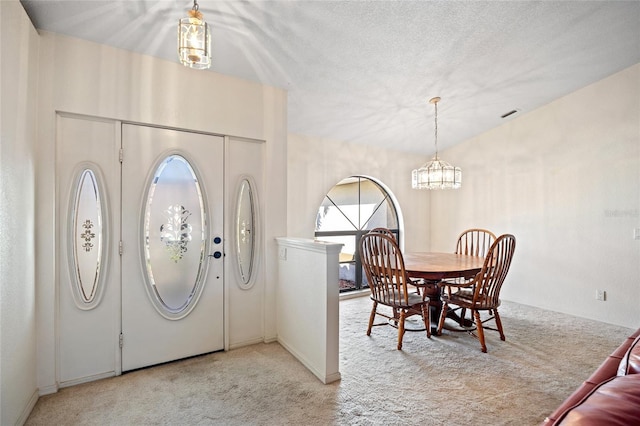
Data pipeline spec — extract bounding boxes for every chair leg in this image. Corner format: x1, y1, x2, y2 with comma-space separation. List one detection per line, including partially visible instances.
397, 310, 407, 350
473, 310, 487, 353
459, 308, 467, 326
367, 301, 377, 336
421, 305, 431, 339
494, 309, 506, 341
437, 301, 448, 336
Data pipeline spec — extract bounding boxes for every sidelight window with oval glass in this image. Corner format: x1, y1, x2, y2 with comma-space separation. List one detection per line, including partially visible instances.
68, 166, 108, 309
233, 176, 259, 289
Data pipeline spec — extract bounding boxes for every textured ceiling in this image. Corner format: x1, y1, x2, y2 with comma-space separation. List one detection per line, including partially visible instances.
20, 0, 640, 155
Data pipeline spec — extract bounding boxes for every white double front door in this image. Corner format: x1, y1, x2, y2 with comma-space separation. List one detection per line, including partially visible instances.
58, 117, 224, 384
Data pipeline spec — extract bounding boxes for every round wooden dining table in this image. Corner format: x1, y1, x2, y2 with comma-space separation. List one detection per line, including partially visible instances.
403, 252, 485, 281
403, 252, 485, 332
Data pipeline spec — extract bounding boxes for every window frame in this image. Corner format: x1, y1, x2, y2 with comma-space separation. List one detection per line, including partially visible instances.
314, 176, 401, 292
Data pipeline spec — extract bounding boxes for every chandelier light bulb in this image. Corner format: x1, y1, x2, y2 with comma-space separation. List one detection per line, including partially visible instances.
178, 0, 212, 70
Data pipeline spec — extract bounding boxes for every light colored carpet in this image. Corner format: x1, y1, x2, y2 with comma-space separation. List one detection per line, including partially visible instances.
26, 296, 633, 425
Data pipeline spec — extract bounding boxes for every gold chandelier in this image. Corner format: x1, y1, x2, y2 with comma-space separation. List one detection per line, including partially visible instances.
178, 0, 212, 70
411, 97, 462, 190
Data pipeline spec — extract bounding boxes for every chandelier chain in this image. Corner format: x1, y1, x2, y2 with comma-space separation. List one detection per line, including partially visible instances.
434, 100, 438, 159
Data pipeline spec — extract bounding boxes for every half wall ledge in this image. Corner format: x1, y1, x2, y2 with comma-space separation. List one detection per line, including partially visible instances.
275, 237, 343, 384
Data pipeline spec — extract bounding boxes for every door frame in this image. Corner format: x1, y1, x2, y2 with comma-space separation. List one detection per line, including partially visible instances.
55, 114, 243, 386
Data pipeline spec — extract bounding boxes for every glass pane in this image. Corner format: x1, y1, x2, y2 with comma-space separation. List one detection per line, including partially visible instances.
362, 199, 399, 231
317, 235, 358, 292
358, 180, 385, 228
317, 235, 356, 263
325, 178, 359, 206
235, 179, 254, 284
143, 155, 207, 314
72, 169, 103, 304
316, 203, 358, 232
319, 180, 362, 231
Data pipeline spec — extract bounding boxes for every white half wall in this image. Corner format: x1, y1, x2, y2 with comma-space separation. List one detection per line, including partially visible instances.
430, 63, 640, 328
276, 238, 342, 384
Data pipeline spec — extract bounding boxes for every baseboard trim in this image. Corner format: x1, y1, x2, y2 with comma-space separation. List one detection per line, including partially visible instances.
263, 336, 278, 344
38, 383, 59, 396
59, 371, 115, 389
16, 388, 39, 426
323, 371, 342, 383
228, 337, 266, 350
277, 337, 341, 384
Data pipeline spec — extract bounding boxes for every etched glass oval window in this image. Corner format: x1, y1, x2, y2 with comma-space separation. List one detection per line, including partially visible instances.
235, 178, 256, 287
71, 168, 104, 307
143, 154, 208, 318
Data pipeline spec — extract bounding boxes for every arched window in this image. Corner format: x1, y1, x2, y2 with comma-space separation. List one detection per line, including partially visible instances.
315, 176, 401, 292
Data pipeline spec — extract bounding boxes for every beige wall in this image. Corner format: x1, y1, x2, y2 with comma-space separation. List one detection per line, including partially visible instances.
3, 0, 638, 420
432, 64, 640, 328
287, 133, 431, 253
288, 64, 639, 329
0, 1, 40, 424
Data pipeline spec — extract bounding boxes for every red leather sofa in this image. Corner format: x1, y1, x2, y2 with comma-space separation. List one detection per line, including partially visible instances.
542, 328, 640, 425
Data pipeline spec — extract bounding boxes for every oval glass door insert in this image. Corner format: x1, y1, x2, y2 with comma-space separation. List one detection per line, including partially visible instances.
235, 177, 256, 288
143, 154, 208, 319
71, 168, 105, 308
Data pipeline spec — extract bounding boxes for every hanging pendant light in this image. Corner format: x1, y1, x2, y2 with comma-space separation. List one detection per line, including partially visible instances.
178, 0, 212, 70
411, 97, 462, 190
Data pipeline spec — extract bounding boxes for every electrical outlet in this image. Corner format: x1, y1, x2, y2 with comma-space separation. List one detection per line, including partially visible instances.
634, 228, 640, 240
279, 247, 287, 261
596, 289, 606, 301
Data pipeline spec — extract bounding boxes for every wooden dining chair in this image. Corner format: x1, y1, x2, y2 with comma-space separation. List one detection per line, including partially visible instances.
368, 227, 397, 241
359, 232, 431, 350
454, 228, 497, 257
368, 227, 427, 297
441, 228, 497, 323
437, 234, 516, 353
